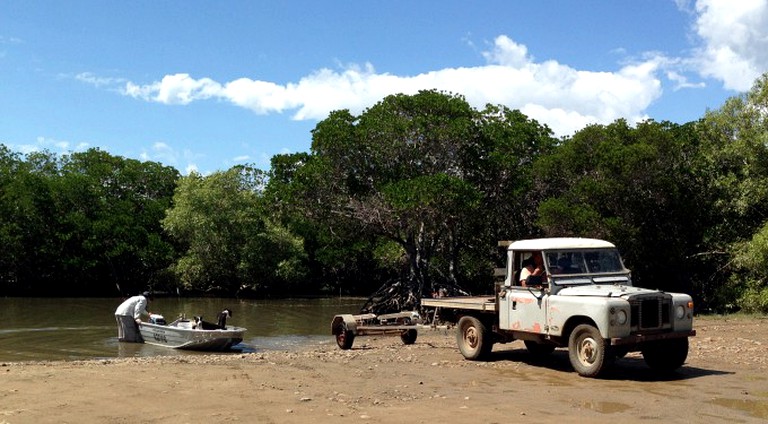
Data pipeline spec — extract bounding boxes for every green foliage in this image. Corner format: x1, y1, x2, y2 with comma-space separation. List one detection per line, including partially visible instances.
372, 239, 406, 270
0, 147, 179, 296
162, 166, 308, 295
738, 286, 768, 314
695, 73, 768, 311
532, 119, 707, 293
382, 174, 480, 222
473, 105, 557, 257
5, 73, 768, 311
729, 222, 768, 313
305, 91, 486, 296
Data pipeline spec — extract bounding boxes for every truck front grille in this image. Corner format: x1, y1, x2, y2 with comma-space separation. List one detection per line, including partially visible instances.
629, 294, 672, 331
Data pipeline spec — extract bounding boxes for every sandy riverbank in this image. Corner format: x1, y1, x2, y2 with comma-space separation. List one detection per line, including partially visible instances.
1, 316, 767, 423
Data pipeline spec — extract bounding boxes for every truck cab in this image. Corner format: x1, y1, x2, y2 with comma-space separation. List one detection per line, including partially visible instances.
499, 238, 631, 334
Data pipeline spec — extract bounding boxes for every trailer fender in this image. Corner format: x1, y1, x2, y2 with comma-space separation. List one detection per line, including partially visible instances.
331, 314, 358, 336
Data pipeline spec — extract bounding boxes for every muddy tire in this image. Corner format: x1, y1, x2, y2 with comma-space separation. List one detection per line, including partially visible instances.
642, 337, 689, 373
568, 324, 611, 377
457, 316, 492, 360
400, 329, 418, 345
524, 340, 556, 355
335, 323, 355, 350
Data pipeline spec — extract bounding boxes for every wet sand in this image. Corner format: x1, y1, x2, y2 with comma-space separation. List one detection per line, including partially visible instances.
1, 316, 767, 423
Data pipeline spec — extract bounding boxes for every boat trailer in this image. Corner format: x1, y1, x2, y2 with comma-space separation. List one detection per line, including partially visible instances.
331, 311, 422, 349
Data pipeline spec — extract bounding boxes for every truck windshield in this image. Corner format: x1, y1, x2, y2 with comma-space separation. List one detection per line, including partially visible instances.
546, 249, 625, 275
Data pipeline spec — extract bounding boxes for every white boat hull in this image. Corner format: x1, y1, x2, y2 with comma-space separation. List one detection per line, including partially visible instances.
138, 320, 245, 351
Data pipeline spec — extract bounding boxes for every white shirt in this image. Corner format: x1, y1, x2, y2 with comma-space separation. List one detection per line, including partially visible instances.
115, 295, 149, 319
519, 266, 532, 284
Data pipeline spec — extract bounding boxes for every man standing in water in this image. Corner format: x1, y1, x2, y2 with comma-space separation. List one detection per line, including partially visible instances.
114, 291, 152, 343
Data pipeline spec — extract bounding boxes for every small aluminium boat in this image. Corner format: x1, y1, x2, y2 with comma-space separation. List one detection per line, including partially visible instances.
138, 309, 246, 351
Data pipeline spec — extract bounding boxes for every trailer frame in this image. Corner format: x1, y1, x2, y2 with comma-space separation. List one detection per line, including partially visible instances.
331, 311, 422, 349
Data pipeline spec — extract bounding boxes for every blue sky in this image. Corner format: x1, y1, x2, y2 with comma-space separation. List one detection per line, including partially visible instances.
2, 0, 768, 175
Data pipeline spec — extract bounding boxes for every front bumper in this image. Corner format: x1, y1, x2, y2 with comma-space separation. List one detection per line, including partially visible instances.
610, 329, 696, 346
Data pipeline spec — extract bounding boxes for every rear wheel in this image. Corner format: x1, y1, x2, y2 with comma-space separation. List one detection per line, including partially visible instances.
457, 316, 492, 360
642, 338, 689, 372
568, 324, 612, 377
335, 323, 355, 350
400, 329, 418, 345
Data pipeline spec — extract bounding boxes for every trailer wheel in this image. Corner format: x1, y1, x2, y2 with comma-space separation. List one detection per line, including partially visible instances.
642, 337, 688, 373
457, 316, 492, 360
568, 324, 611, 377
400, 329, 418, 345
335, 323, 355, 350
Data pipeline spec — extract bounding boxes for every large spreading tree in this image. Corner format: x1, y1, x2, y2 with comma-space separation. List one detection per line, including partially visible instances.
298, 90, 556, 310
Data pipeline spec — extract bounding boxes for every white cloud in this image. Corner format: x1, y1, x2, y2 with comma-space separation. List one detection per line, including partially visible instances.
482, 35, 532, 67
14, 136, 90, 155
138, 142, 172, 162
185, 164, 199, 175
139, 142, 207, 175
690, 0, 768, 91
114, 36, 665, 137
92, 2, 768, 138
124, 74, 221, 104
0, 35, 22, 45
76, 72, 126, 88
666, 70, 707, 90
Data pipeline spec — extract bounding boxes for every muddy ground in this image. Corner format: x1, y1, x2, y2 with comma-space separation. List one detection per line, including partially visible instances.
1, 315, 767, 423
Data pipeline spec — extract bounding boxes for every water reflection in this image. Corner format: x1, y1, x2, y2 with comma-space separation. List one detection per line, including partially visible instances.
0, 296, 365, 362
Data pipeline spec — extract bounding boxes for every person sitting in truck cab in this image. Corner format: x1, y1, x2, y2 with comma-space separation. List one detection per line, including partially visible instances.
516, 257, 533, 286
520, 252, 546, 287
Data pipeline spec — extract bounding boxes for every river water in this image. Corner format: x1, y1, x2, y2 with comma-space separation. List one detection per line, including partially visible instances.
0, 296, 366, 362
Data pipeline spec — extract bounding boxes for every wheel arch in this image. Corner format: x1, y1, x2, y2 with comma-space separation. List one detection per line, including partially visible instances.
458, 311, 496, 329
331, 314, 357, 336
562, 315, 599, 342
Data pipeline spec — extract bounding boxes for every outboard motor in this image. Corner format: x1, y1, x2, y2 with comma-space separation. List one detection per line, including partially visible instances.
217, 309, 232, 329
149, 314, 166, 325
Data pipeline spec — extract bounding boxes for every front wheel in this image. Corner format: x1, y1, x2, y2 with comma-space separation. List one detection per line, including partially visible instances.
457, 316, 492, 360
642, 338, 689, 373
568, 324, 612, 377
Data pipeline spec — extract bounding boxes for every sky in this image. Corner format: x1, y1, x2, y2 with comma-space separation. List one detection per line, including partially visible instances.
2, 0, 768, 175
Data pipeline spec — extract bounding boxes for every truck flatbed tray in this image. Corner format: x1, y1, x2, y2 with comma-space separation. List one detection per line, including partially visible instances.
421, 296, 496, 312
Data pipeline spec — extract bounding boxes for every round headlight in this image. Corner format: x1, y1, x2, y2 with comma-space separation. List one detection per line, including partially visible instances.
675, 304, 686, 319
616, 309, 628, 325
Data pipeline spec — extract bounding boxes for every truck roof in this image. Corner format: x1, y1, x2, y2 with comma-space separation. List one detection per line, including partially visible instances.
506, 237, 615, 251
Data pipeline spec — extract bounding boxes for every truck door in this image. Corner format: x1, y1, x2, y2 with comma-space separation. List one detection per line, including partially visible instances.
499, 250, 548, 334
502, 287, 547, 334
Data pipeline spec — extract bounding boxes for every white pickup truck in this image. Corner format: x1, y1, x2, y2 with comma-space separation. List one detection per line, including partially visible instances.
421, 238, 696, 377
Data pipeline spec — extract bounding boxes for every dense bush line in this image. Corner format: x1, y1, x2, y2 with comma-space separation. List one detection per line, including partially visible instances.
2, 74, 768, 313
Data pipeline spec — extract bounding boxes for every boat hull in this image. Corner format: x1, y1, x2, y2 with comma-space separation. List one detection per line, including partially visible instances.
138, 321, 245, 351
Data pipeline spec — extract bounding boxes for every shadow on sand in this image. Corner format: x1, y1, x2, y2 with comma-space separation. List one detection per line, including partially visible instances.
485, 347, 731, 381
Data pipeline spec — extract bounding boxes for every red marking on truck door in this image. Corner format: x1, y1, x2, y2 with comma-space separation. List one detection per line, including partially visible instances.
510, 297, 535, 304
510, 321, 543, 333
